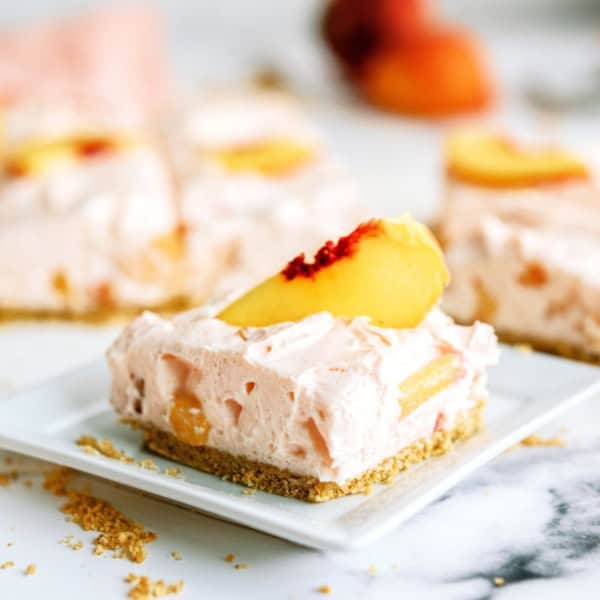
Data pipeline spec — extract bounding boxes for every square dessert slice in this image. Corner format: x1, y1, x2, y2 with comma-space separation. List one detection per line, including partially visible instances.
0, 131, 191, 318
108, 218, 498, 501
162, 88, 366, 298
437, 130, 600, 362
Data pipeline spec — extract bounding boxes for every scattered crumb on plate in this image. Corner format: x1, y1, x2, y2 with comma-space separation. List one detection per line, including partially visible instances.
520, 435, 565, 448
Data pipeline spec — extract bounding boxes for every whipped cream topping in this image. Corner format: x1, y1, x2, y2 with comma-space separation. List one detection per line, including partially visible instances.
443, 217, 600, 353
0, 145, 180, 312
109, 309, 498, 483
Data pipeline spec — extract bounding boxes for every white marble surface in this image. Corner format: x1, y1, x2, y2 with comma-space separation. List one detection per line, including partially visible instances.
1, 2, 600, 598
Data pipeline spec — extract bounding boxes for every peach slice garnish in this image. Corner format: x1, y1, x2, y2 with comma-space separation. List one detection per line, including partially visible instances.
208, 139, 315, 176
169, 390, 212, 447
398, 353, 462, 417
446, 130, 589, 188
217, 216, 449, 328
4, 133, 135, 178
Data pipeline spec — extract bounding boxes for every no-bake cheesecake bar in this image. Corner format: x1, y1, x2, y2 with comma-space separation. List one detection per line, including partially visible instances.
0, 132, 190, 319
438, 130, 600, 362
163, 89, 366, 297
108, 217, 498, 501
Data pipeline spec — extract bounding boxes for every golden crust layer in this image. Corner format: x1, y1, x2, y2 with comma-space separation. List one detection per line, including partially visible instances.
498, 329, 600, 366
0, 296, 197, 325
133, 401, 485, 503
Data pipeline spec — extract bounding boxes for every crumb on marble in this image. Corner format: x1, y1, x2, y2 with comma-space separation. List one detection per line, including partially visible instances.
24, 564, 36, 576
125, 573, 184, 599
234, 563, 249, 570
43, 466, 156, 563
170, 551, 182, 561
520, 435, 565, 448
0, 470, 18, 486
242, 488, 257, 496
224, 553, 235, 563
367, 564, 377, 576
317, 584, 332, 594
494, 576, 505, 586
1, 561, 14, 569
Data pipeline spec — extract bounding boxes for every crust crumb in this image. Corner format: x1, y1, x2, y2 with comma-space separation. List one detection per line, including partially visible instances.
317, 584, 332, 594
164, 467, 183, 479
43, 467, 156, 563
170, 551, 182, 561
224, 553, 235, 563
0, 470, 18, 486
43, 466, 75, 496
24, 564, 36, 576
77, 436, 135, 463
234, 562, 249, 570
137, 459, 159, 471
125, 573, 184, 599
494, 576, 505, 586
1, 561, 14, 569
520, 435, 565, 448
513, 343, 533, 354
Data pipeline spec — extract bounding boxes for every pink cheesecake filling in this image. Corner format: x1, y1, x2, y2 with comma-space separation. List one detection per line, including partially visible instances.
443, 218, 600, 354
108, 309, 498, 484
0, 145, 179, 312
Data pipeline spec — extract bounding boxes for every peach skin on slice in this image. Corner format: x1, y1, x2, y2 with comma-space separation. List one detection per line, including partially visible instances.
217, 216, 449, 328
446, 130, 589, 188
4, 134, 134, 178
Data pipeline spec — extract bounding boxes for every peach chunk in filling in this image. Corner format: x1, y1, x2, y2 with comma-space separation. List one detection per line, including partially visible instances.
169, 390, 212, 446
398, 354, 463, 418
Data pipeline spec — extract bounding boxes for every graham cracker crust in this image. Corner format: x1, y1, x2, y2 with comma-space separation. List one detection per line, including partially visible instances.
134, 401, 485, 503
498, 329, 600, 366
0, 296, 196, 325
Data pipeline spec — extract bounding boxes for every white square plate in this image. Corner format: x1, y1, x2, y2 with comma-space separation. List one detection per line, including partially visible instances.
0, 346, 598, 551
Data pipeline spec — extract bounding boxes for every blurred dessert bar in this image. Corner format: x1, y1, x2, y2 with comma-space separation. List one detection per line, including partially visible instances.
162, 89, 365, 299
109, 217, 498, 501
0, 6, 172, 128
437, 130, 600, 361
0, 131, 187, 318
